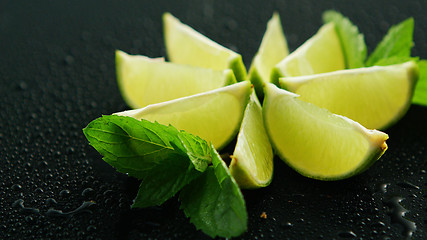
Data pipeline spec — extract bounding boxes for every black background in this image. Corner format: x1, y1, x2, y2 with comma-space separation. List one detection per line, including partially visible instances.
1, 0, 427, 239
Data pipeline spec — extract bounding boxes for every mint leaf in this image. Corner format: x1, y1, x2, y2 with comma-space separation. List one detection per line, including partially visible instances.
371, 56, 418, 66
83, 115, 192, 179
132, 130, 212, 208
323, 10, 367, 69
132, 155, 203, 208
178, 131, 211, 172
413, 60, 427, 106
179, 145, 247, 238
366, 18, 414, 66
84, 115, 218, 208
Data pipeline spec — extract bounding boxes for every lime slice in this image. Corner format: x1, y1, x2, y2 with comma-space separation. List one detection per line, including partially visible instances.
248, 12, 289, 98
163, 12, 247, 82
116, 50, 237, 109
280, 61, 419, 130
115, 81, 252, 150
263, 83, 388, 180
272, 22, 345, 82
229, 92, 274, 189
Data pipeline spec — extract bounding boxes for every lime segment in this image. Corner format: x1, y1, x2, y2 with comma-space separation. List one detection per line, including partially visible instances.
163, 13, 247, 82
229, 92, 274, 189
272, 22, 345, 81
263, 83, 388, 180
115, 81, 252, 150
116, 50, 236, 109
280, 61, 419, 130
248, 12, 289, 98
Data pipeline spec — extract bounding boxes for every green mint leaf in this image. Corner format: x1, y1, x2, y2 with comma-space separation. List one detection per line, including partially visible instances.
366, 18, 414, 66
179, 145, 247, 238
323, 10, 367, 69
83, 115, 185, 179
371, 56, 419, 66
178, 131, 211, 172
132, 155, 203, 208
413, 60, 427, 106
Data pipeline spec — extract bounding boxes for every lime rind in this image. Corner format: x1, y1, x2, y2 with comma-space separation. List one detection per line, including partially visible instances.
279, 61, 419, 130
163, 12, 247, 82
248, 12, 289, 98
263, 83, 388, 180
115, 50, 237, 109
115, 81, 252, 150
229, 92, 274, 189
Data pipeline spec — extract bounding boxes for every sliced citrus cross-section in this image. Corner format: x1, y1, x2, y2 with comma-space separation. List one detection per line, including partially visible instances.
263, 83, 388, 180
272, 22, 345, 82
115, 81, 252, 150
248, 12, 289, 98
116, 50, 237, 109
280, 61, 419, 130
229, 92, 274, 189
163, 12, 247, 82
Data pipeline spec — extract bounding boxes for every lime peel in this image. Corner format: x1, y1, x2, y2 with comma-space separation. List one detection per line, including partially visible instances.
163, 12, 247, 82
263, 83, 388, 180
229, 92, 274, 189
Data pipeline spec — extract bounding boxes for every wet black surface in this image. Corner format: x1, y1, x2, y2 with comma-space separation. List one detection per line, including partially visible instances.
1, 0, 427, 239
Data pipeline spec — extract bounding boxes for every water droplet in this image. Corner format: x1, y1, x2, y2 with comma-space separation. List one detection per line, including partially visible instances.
384, 196, 416, 237
281, 222, 293, 229
376, 183, 389, 193
63, 55, 74, 65
46, 201, 96, 217
59, 189, 70, 197
86, 225, 96, 232
11, 184, 22, 191
397, 181, 420, 190
46, 198, 58, 205
82, 188, 94, 197
12, 199, 40, 214
338, 230, 357, 238
17, 82, 28, 90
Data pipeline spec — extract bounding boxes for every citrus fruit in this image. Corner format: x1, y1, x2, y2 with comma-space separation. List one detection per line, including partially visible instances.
279, 61, 419, 130
248, 12, 289, 98
163, 12, 247, 82
229, 92, 274, 189
115, 50, 236, 109
263, 83, 388, 180
114, 81, 252, 150
271, 22, 345, 82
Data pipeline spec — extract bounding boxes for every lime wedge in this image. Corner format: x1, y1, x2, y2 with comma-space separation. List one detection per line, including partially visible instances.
263, 83, 388, 180
163, 13, 247, 82
272, 22, 345, 82
115, 50, 236, 109
229, 92, 274, 189
115, 81, 252, 150
248, 12, 289, 98
280, 61, 419, 130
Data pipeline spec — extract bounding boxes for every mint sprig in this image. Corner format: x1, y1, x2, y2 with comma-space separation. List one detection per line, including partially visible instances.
323, 10, 367, 69
324, 11, 427, 107
83, 115, 247, 238
180, 145, 247, 238
366, 18, 414, 67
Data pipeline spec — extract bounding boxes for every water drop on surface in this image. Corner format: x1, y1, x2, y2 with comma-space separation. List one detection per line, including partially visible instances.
338, 230, 357, 238
397, 181, 420, 190
46, 198, 58, 205
82, 188, 94, 197
281, 222, 293, 229
11, 184, 22, 191
376, 183, 390, 193
59, 189, 70, 197
384, 196, 417, 238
